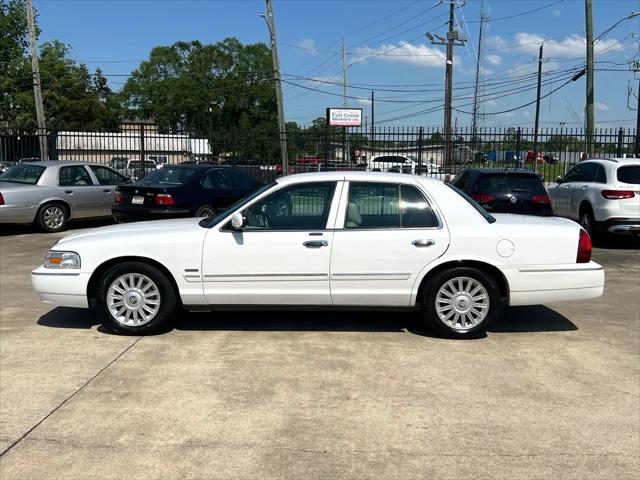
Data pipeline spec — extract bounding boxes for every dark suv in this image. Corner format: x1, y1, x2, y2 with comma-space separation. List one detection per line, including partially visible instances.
450, 168, 552, 216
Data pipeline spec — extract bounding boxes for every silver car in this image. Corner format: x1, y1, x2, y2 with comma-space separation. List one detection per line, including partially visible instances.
0, 161, 129, 232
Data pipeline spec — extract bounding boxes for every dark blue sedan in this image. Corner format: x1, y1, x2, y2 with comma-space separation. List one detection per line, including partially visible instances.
112, 165, 261, 222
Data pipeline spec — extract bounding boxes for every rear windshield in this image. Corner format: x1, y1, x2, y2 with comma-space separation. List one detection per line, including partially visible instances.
477, 173, 545, 194
140, 167, 197, 185
0, 164, 46, 184
446, 183, 496, 224
617, 165, 640, 184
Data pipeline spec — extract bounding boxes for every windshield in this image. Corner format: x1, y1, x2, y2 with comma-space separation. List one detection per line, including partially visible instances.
446, 183, 496, 224
617, 165, 640, 184
202, 181, 275, 228
0, 164, 46, 184
139, 167, 197, 185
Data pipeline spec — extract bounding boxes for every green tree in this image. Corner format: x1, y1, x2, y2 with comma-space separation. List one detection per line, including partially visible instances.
0, 1, 121, 131
120, 38, 279, 160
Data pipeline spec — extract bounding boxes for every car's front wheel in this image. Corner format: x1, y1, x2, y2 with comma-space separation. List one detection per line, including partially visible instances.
422, 267, 501, 339
96, 262, 177, 335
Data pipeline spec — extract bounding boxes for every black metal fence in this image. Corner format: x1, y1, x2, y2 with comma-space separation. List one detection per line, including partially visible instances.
1, 125, 638, 183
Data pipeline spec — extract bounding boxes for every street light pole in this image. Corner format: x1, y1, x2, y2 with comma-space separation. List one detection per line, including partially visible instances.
263, 0, 288, 174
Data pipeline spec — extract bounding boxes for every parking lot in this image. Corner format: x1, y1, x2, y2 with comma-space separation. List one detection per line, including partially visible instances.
0, 224, 638, 479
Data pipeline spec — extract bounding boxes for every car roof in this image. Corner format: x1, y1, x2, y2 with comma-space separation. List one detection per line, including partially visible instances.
19, 160, 105, 167
461, 168, 539, 175
276, 170, 443, 185
583, 157, 640, 165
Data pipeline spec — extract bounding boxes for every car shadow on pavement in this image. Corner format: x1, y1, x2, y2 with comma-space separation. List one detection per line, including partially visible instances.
37, 304, 577, 337
593, 234, 639, 250
0, 219, 114, 237
490, 305, 577, 333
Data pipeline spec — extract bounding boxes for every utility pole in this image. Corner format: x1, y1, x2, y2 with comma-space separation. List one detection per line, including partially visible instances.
471, 7, 487, 149
427, 0, 466, 172
263, 0, 288, 174
635, 78, 640, 157
26, 0, 47, 160
342, 38, 349, 164
532, 43, 544, 169
370, 90, 375, 158
585, 0, 595, 157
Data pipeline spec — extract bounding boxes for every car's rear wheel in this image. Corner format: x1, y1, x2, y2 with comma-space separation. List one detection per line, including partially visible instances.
37, 202, 68, 232
422, 267, 501, 339
96, 262, 177, 335
195, 204, 215, 218
579, 205, 598, 240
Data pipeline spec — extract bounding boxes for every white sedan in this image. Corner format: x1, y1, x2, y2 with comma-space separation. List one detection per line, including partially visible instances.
31, 172, 604, 339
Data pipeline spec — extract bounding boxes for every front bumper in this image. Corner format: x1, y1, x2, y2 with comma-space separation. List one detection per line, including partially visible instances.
31, 265, 91, 308
112, 205, 192, 222
503, 262, 605, 306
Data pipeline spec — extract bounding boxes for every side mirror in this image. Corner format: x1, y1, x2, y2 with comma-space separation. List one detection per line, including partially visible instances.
230, 212, 246, 230
555, 175, 563, 184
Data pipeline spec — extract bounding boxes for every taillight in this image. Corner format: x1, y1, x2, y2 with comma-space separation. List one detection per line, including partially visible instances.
0, 192, 4, 206
577, 229, 592, 263
472, 193, 495, 202
114, 193, 123, 203
532, 194, 550, 204
601, 190, 635, 199
154, 194, 175, 206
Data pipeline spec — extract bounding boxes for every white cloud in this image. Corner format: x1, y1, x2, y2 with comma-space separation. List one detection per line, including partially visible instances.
296, 38, 318, 55
595, 102, 610, 111
552, 9, 562, 18
485, 99, 498, 107
351, 42, 450, 68
486, 54, 502, 66
522, 111, 531, 118
498, 112, 516, 118
355, 97, 372, 106
488, 33, 625, 59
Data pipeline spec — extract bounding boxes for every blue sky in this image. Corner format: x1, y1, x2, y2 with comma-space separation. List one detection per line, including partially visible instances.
35, 0, 640, 128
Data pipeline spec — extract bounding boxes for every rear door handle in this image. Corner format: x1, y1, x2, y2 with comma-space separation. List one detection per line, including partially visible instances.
303, 240, 329, 248
412, 239, 435, 247
65, 190, 74, 195
581, 186, 587, 190
103, 189, 111, 193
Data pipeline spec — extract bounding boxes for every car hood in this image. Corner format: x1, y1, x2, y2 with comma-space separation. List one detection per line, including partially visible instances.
55, 218, 204, 247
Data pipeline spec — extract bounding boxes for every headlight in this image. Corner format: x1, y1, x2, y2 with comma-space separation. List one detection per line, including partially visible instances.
44, 251, 81, 269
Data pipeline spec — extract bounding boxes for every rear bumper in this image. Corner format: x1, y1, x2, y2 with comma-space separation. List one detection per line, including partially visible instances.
599, 218, 640, 235
31, 265, 90, 308
112, 205, 192, 222
0, 205, 37, 224
503, 262, 604, 306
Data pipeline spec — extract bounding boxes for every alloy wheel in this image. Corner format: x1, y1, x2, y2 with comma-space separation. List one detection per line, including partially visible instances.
435, 276, 490, 331
43, 206, 65, 230
107, 273, 161, 326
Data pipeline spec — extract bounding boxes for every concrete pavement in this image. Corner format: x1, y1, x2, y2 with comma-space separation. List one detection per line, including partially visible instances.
0, 226, 638, 479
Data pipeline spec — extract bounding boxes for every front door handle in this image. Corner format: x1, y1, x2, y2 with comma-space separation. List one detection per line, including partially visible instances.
103, 189, 111, 193
412, 239, 435, 248
581, 186, 587, 190
303, 240, 329, 248
65, 190, 74, 195
564, 185, 571, 189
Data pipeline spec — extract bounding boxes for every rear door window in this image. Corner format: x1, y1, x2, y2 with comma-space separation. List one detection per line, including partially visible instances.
89, 165, 128, 185
59, 166, 94, 186
228, 169, 258, 190
617, 165, 640, 184
595, 165, 607, 183
202, 169, 233, 190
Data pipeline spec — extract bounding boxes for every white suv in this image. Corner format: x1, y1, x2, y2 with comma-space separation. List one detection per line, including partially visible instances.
547, 158, 640, 237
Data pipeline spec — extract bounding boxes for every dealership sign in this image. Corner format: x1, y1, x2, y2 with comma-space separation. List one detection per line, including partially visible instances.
326, 108, 363, 127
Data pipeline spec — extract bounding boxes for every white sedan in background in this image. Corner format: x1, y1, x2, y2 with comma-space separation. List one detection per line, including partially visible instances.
32, 172, 604, 339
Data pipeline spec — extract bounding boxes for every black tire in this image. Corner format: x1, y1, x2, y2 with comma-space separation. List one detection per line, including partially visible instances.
36, 202, 68, 232
96, 262, 177, 335
195, 204, 216, 218
422, 267, 501, 339
579, 205, 598, 240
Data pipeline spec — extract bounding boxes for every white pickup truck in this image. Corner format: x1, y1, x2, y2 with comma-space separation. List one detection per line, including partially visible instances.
368, 154, 447, 180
